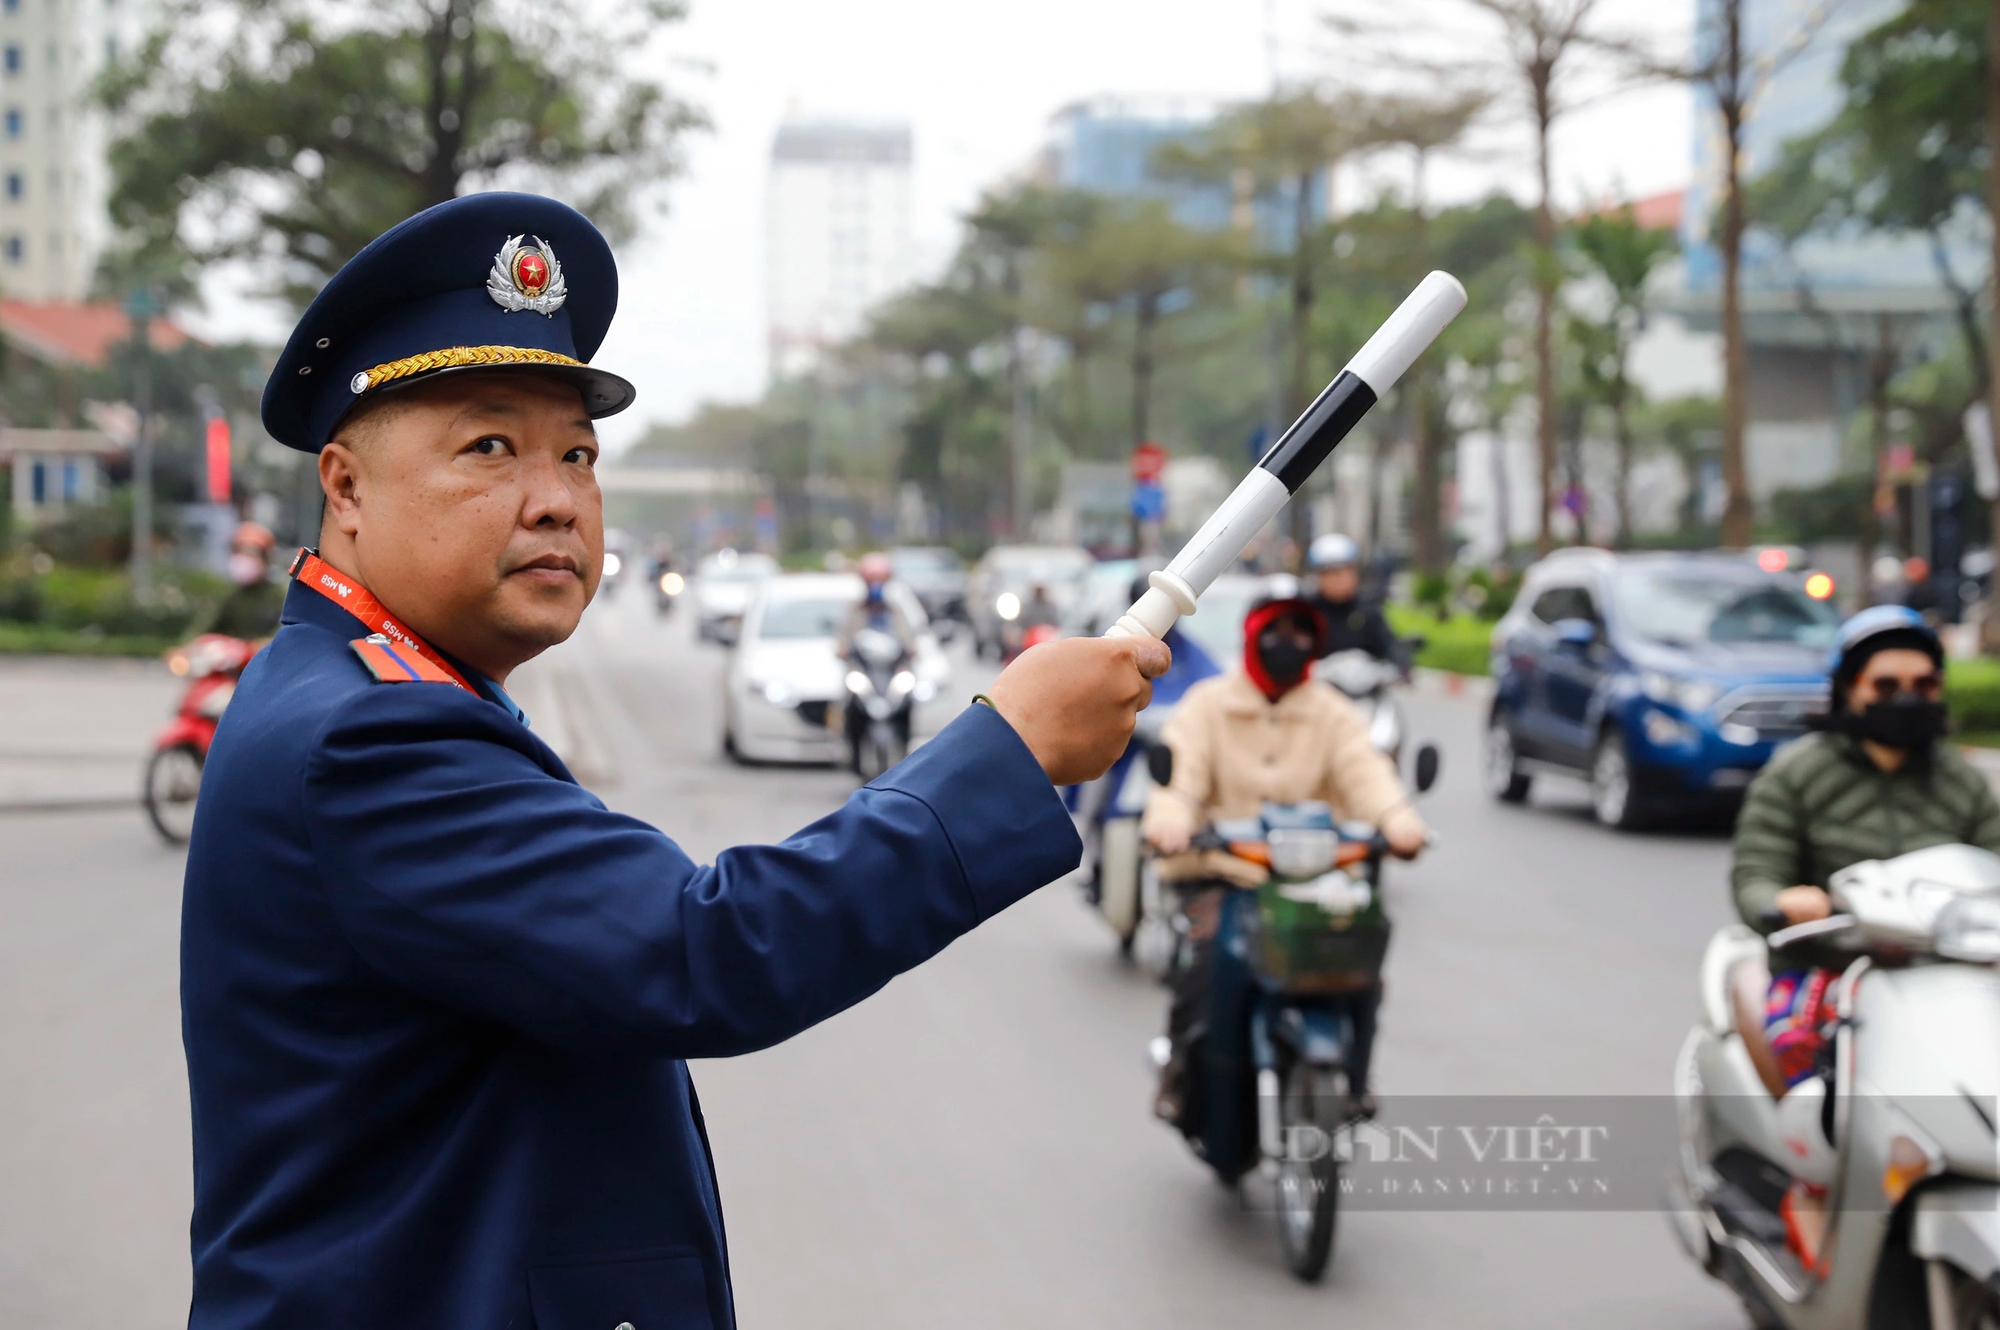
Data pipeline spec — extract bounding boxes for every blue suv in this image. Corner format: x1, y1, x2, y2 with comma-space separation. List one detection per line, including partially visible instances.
1484, 550, 1838, 828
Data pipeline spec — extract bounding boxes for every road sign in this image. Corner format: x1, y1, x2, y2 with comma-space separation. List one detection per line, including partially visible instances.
1131, 480, 1166, 523
1131, 441, 1167, 483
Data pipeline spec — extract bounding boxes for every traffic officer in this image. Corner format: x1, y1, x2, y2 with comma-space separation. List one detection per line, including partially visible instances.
181, 193, 1168, 1329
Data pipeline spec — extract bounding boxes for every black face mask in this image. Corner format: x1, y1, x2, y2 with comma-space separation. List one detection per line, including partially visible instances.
1850, 696, 1948, 751
1256, 634, 1315, 688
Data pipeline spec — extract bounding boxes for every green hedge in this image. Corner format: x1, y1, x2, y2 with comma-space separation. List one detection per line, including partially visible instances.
1385, 606, 1493, 676
0, 562, 224, 647
0, 623, 177, 656
1950, 658, 2000, 737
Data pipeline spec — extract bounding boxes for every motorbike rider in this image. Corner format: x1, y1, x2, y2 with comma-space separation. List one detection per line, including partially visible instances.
201, 522, 286, 641
836, 552, 920, 654
836, 552, 923, 768
1732, 604, 2000, 1264
1306, 533, 1409, 672
1142, 587, 1428, 1123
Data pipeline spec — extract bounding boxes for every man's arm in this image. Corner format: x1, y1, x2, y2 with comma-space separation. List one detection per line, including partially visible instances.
1961, 754, 2000, 856
1731, 759, 1807, 931
308, 692, 1081, 1060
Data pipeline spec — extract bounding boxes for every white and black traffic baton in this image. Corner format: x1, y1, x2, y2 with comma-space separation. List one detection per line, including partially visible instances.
1107, 271, 1469, 641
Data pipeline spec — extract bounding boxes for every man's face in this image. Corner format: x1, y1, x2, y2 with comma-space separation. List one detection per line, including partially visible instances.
1316, 566, 1359, 602
319, 372, 601, 678
1847, 646, 1940, 716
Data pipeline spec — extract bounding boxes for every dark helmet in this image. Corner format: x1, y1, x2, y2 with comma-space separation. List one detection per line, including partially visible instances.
1826, 605, 1942, 714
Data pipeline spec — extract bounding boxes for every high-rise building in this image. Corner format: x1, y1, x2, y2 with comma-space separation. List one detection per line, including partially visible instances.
1038, 96, 1327, 247
765, 118, 915, 380
0, 0, 141, 301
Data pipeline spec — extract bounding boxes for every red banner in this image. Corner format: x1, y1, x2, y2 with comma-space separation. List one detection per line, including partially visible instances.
205, 416, 232, 504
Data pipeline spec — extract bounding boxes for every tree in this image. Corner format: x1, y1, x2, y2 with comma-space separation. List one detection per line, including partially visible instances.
98, 0, 703, 305
964, 186, 1097, 536
1461, 0, 1605, 553
1616, 0, 1834, 548
1369, 90, 1488, 572
1158, 88, 1384, 548
1047, 199, 1235, 451
1568, 207, 1677, 546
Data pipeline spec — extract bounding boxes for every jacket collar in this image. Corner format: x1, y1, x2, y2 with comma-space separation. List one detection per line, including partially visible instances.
279, 578, 515, 714
1215, 668, 1318, 717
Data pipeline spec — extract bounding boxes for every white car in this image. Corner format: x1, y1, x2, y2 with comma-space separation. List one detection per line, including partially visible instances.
721, 573, 952, 764
691, 549, 780, 644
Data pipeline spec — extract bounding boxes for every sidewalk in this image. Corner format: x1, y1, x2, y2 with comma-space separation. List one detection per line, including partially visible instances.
0, 657, 179, 811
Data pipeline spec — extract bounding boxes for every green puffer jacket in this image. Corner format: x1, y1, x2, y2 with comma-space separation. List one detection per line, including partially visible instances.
1732, 731, 2000, 969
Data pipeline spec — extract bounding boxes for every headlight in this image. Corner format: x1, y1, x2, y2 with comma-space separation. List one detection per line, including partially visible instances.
1934, 895, 2000, 962
845, 670, 871, 696
760, 680, 793, 706
1266, 827, 1338, 877
604, 552, 622, 577
194, 681, 236, 718
996, 591, 1021, 621
888, 669, 917, 700
659, 571, 684, 595
1642, 708, 1699, 748
1641, 671, 1720, 713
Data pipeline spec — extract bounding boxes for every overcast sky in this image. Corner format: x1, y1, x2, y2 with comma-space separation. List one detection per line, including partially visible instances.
186, 0, 1695, 452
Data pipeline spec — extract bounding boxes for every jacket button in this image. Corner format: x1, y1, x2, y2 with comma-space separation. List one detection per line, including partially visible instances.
615, 1323, 636, 1330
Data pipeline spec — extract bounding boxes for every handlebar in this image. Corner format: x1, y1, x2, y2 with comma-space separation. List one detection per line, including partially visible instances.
1766, 913, 1857, 951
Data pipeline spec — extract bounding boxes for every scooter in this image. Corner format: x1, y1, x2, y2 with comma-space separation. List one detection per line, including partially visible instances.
146, 634, 258, 844
1148, 746, 1439, 1284
1315, 647, 1411, 762
841, 627, 916, 781
1670, 843, 2000, 1330
1067, 624, 1220, 957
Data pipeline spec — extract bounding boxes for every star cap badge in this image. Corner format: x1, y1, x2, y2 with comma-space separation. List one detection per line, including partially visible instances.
486, 234, 568, 315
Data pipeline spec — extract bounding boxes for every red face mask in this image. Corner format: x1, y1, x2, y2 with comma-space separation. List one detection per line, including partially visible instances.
1242, 600, 1326, 701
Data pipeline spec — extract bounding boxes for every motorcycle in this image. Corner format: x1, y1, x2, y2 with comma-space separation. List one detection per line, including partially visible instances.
1670, 843, 2000, 1330
1314, 642, 1422, 764
841, 626, 916, 781
146, 634, 258, 844
1148, 746, 1439, 1284
1067, 626, 1220, 958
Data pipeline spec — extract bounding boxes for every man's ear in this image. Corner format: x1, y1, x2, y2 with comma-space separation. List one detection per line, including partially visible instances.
319, 442, 365, 538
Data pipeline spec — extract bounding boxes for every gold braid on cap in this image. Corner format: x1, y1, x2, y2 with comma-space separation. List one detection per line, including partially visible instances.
350, 345, 585, 395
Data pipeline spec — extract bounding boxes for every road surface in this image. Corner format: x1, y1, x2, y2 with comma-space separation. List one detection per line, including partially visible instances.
0, 578, 1745, 1327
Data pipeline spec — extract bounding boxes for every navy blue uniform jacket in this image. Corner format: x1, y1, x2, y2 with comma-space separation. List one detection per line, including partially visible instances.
181, 582, 1082, 1328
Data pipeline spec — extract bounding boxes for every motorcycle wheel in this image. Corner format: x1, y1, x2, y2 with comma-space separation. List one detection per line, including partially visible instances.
1945, 1262, 2000, 1330
1275, 1063, 1343, 1283
144, 743, 204, 845
855, 734, 896, 783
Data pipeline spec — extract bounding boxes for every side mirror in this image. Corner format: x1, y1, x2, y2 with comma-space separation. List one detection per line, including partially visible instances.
1146, 743, 1174, 787
1413, 743, 1441, 794
1552, 618, 1597, 651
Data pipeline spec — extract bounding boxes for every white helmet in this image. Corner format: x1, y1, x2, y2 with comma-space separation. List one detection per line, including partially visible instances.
1308, 533, 1361, 570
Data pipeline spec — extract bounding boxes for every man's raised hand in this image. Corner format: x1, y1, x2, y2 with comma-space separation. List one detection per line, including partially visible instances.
985, 636, 1171, 786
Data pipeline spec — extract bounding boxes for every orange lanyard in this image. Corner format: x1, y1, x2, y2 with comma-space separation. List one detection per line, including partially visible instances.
289, 548, 478, 694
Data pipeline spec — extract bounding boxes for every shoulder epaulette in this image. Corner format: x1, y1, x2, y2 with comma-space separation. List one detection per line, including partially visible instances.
350, 634, 461, 686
